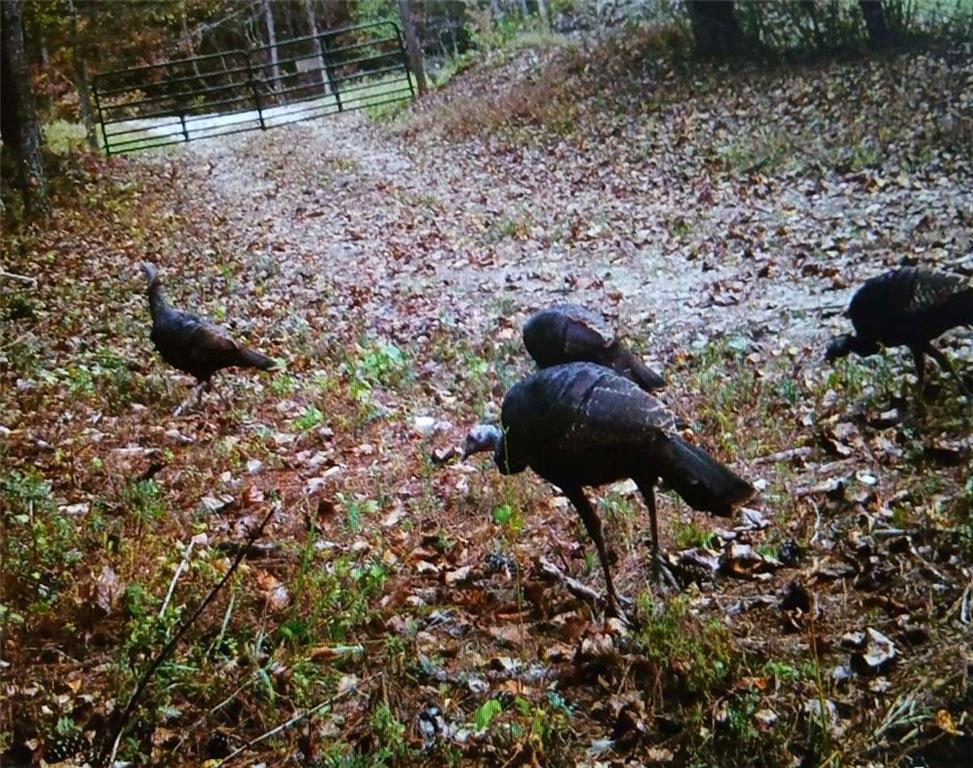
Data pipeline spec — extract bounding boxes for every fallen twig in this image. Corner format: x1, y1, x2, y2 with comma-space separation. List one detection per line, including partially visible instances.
0, 329, 37, 352
907, 541, 949, 584
170, 677, 255, 757
98, 502, 278, 767
0, 269, 38, 286
871, 528, 915, 538
809, 500, 823, 547
537, 557, 603, 607
754, 446, 813, 465
944, 574, 973, 624
159, 537, 197, 618
213, 680, 367, 766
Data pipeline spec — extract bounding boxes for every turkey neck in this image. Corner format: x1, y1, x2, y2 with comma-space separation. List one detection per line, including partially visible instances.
146, 281, 168, 320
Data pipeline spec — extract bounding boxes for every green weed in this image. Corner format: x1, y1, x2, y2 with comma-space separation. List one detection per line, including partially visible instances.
672, 520, 718, 550
294, 405, 326, 432
43, 120, 89, 154
269, 372, 297, 397
474, 698, 503, 731
0, 470, 81, 617
368, 702, 416, 764
762, 660, 802, 686
632, 594, 735, 696
599, 491, 640, 554
119, 478, 165, 524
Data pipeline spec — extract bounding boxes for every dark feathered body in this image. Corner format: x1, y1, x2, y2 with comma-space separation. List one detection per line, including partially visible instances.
468, 363, 752, 614
141, 263, 274, 388
846, 268, 972, 351
826, 267, 973, 397
523, 304, 665, 391
495, 363, 752, 513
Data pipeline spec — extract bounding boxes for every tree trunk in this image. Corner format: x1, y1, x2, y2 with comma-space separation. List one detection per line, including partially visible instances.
302, 0, 331, 96
859, 0, 891, 48
686, 1, 744, 57
67, 0, 98, 151
34, 14, 49, 68
398, 0, 428, 97
261, 0, 281, 92
1, 0, 50, 217
179, 1, 205, 88
798, 0, 824, 50
537, 0, 550, 29
489, 0, 504, 23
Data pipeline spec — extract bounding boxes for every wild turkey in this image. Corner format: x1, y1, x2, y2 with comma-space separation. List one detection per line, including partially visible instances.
463, 362, 754, 616
523, 304, 664, 391
140, 263, 275, 412
826, 267, 973, 398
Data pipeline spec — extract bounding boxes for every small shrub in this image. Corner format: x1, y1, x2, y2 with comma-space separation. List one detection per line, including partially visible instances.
369, 702, 415, 764
269, 372, 296, 397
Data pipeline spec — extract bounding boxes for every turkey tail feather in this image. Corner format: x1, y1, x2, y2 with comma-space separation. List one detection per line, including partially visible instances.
238, 347, 276, 370
621, 349, 665, 391
657, 436, 753, 516
959, 289, 973, 326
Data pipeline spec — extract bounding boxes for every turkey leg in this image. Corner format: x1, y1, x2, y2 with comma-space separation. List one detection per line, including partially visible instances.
926, 343, 971, 396
173, 382, 204, 416
562, 486, 625, 618
634, 478, 679, 591
910, 347, 927, 404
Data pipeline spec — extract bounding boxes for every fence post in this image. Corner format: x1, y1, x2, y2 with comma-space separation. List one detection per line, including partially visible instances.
245, 54, 267, 130
319, 34, 342, 112
91, 77, 112, 156
393, 25, 416, 99
165, 63, 189, 142
397, 0, 427, 96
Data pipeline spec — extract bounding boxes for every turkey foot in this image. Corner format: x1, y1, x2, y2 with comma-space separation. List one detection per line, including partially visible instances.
650, 552, 680, 592
605, 597, 632, 625
608, 592, 634, 617
173, 382, 206, 416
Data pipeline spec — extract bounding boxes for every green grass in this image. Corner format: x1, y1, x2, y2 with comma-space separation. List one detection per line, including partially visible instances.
357, 72, 419, 122
717, 125, 796, 175
598, 491, 641, 554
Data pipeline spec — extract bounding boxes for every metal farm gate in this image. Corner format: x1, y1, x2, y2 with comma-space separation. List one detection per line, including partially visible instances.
92, 21, 415, 155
